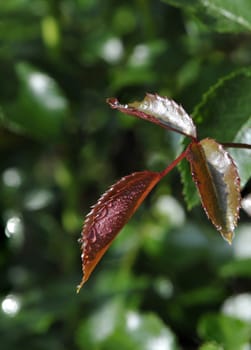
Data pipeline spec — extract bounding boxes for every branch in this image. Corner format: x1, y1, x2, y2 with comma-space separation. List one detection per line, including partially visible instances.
159, 144, 191, 178
221, 142, 251, 150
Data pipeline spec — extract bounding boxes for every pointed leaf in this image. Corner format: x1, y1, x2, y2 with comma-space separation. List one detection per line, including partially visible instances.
107, 93, 197, 138
77, 171, 161, 290
193, 68, 251, 144
187, 138, 241, 243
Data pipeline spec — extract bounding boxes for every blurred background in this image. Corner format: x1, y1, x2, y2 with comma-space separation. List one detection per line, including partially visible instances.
0, 1, 251, 349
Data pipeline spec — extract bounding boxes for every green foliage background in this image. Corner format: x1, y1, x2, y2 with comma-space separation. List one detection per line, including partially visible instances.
0, 0, 251, 349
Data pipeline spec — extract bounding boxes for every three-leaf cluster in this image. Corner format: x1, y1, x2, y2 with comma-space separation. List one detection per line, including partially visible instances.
78, 93, 247, 291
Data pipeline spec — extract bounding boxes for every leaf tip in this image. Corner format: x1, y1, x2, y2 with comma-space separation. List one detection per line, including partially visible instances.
221, 231, 234, 245
106, 97, 119, 108
76, 278, 85, 293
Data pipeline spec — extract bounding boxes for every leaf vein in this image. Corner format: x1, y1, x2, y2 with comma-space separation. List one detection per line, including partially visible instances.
201, 0, 251, 30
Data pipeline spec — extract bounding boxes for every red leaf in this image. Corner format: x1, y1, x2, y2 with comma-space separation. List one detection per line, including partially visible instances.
107, 93, 197, 138
77, 171, 161, 291
187, 138, 241, 243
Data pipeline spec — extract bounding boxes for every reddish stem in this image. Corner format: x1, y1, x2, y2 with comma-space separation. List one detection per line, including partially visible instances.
221, 142, 251, 150
159, 144, 191, 178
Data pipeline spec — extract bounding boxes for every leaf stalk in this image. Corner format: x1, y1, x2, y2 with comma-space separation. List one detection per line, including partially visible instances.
160, 144, 191, 178
221, 142, 251, 150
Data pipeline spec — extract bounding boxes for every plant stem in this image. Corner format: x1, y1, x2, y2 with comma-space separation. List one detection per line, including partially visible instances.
159, 144, 190, 178
221, 142, 251, 150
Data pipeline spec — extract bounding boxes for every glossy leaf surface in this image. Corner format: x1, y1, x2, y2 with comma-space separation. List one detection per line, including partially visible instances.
107, 93, 197, 138
180, 69, 251, 209
187, 138, 241, 243
78, 170, 161, 290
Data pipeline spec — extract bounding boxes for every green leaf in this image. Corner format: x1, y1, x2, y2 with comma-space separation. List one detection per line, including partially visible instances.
194, 69, 251, 143
178, 151, 200, 210
194, 68, 251, 188
199, 342, 224, 350
230, 118, 251, 187
162, 0, 251, 33
0, 4, 40, 42
187, 138, 241, 243
219, 258, 251, 278
198, 313, 251, 350
2, 62, 68, 141
180, 69, 251, 209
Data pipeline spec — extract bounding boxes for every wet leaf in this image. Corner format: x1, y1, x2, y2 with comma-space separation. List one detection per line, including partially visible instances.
77, 170, 161, 290
107, 93, 197, 138
187, 138, 241, 243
